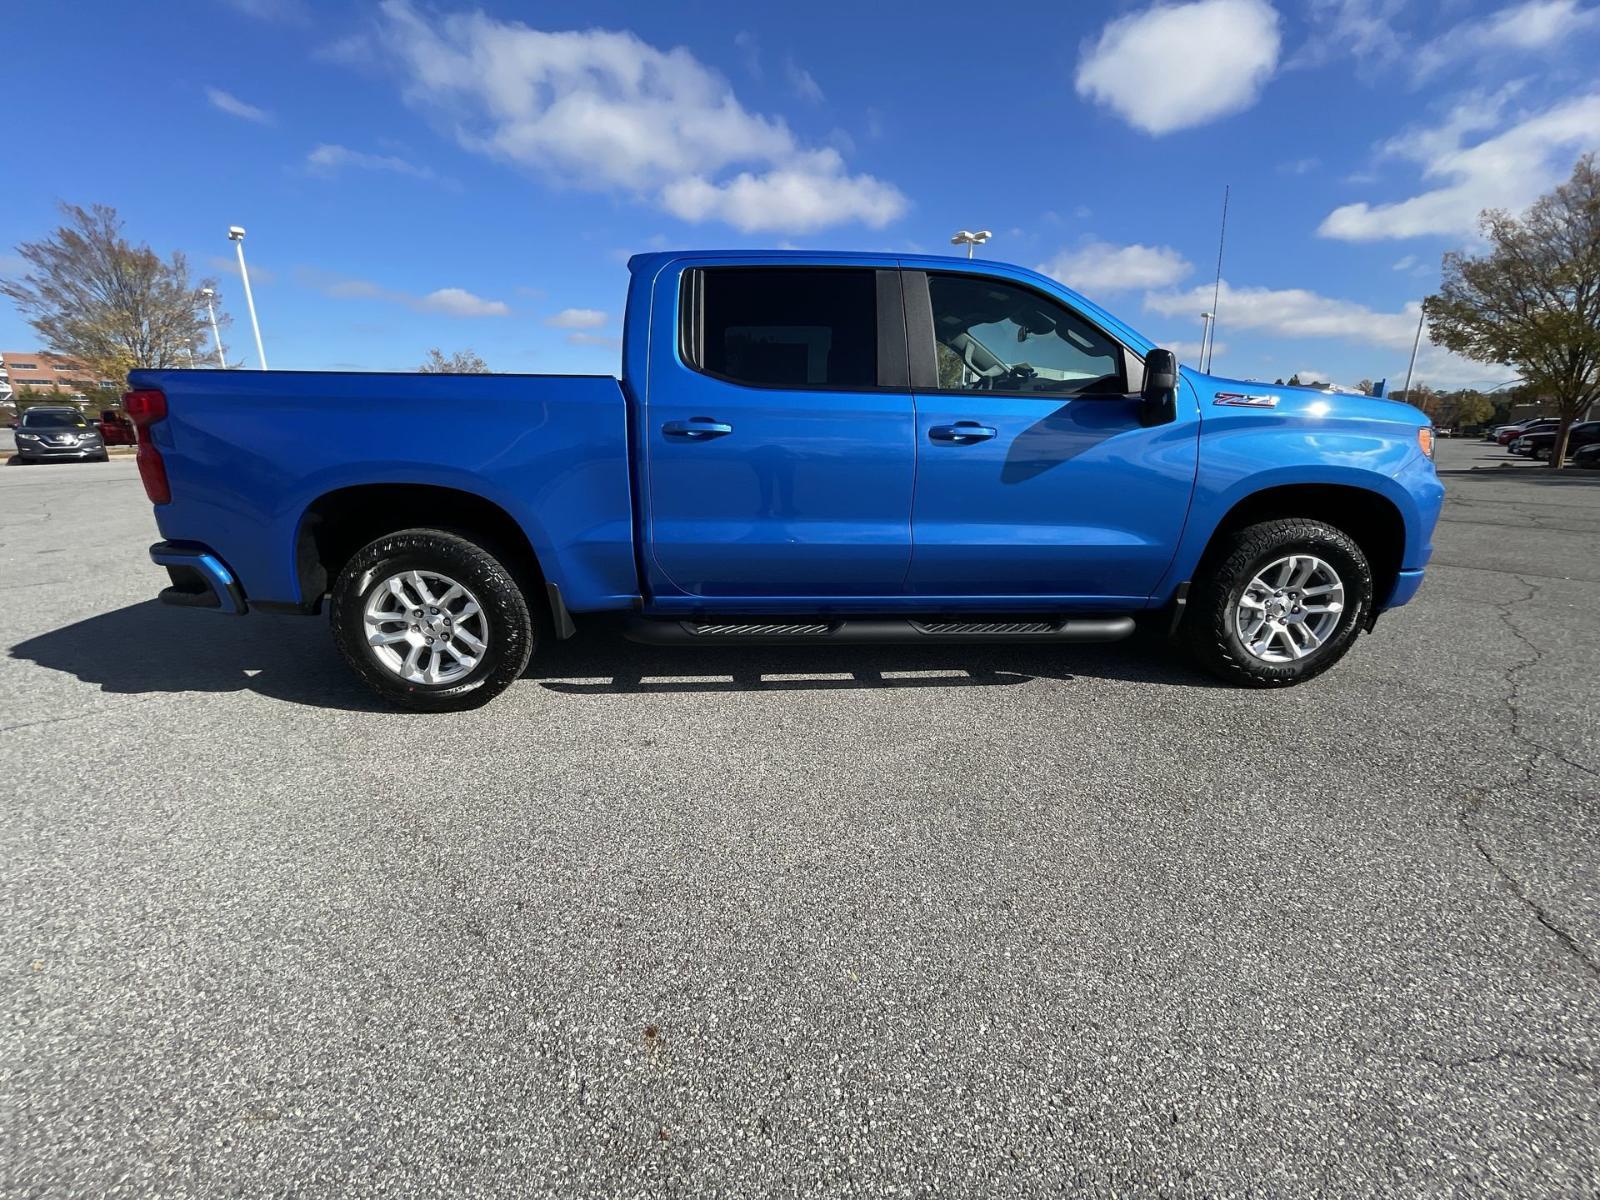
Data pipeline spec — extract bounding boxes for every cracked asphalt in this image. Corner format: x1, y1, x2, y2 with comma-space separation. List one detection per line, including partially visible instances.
2, 438, 1597, 1197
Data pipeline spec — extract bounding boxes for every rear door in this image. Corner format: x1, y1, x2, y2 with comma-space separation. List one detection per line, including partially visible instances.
644, 264, 915, 598
903, 269, 1199, 604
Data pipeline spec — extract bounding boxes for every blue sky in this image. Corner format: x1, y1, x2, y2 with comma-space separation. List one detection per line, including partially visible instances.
4, 0, 1597, 388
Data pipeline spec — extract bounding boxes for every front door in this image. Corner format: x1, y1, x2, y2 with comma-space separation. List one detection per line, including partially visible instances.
645, 265, 915, 598
903, 270, 1198, 604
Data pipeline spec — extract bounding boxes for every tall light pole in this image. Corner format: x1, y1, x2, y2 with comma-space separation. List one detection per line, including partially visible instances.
228, 226, 267, 370
1400, 304, 1426, 401
950, 229, 992, 259
1199, 311, 1215, 370
200, 287, 225, 368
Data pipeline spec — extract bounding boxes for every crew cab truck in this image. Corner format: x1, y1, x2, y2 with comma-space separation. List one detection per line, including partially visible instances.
127, 251, 1444, 711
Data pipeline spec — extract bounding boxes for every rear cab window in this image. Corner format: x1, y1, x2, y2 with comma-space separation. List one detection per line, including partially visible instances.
681, 267, 879, 390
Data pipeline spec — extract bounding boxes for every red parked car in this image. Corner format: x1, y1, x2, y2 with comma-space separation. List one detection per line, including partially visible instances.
96, 409, 136, 446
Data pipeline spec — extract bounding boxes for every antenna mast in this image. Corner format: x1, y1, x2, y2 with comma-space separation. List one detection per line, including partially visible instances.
1205, 185, 1229, 373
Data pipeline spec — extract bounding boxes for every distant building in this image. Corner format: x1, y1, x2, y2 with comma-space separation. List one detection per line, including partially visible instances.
0, 350, 112, 410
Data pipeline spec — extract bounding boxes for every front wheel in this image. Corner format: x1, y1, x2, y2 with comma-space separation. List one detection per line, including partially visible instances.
1182, 518, 1374, 687
330, 528, 534, 711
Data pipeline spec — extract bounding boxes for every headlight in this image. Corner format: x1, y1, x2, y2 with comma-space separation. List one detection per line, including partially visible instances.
15, 432, 38, 442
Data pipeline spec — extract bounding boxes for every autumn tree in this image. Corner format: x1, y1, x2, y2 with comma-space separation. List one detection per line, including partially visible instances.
1426, 155, 1600, 467
1, 203, 229, 388
419, 348, 489, 374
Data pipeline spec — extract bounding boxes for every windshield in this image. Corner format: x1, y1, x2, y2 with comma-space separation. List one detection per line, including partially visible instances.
21, 409, 89, 429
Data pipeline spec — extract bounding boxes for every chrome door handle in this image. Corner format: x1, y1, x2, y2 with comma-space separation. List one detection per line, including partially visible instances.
929, 421, 997, 443
663, 418, 733, 440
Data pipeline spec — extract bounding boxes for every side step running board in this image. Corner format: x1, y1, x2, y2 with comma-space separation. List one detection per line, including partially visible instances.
622, 616, 1136, 646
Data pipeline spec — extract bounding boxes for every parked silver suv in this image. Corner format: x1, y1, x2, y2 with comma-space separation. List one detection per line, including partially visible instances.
12, 406, 108, 464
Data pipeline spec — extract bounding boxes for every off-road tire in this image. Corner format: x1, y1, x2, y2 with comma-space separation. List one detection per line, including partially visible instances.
1183, 518, 1373, 688
330, 528, 534, 712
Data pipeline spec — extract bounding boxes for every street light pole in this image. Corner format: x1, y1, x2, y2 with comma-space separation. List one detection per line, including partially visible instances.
201, 288, 225, 368
228, 226, 267, 370
1401, 305, 1426, 401
1199, 311, 1215, 370
950, 229, 992, 258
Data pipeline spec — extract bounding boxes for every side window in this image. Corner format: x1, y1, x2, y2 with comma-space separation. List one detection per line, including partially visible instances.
687, 267, 878, 389
929, 274, 1124, 395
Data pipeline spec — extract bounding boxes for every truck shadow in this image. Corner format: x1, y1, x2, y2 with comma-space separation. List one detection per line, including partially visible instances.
9, 601, 1215, 712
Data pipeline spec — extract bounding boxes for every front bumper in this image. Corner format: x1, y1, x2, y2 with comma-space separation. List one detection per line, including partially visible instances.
15, 442, 106, 461
1385, 567, 1427, 609
150, 542, 247, 615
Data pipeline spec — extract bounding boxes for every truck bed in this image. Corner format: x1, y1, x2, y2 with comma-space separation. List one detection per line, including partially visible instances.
126, 368, 639, 612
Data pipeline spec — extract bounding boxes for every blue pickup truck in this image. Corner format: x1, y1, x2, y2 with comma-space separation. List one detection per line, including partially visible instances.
127, 251, 1443, 710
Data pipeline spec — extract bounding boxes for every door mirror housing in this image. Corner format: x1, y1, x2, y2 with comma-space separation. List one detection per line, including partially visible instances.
1141, 349, 1177, 401
1139, 348, 1178, 426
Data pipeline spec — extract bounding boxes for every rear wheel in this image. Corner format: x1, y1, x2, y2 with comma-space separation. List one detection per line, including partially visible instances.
330, 528, 534, 711
1183, 518, 1373, 687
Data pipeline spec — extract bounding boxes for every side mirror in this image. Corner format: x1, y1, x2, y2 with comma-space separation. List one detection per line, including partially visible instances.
1140, 348, 1178, 427
1141, 348, 1178, 401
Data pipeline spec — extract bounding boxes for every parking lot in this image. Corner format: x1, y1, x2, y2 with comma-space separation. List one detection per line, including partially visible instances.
3, 437, 1597, 1196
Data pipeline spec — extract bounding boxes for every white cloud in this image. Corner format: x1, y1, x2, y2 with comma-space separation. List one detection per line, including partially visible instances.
306, 143, 436, 180
1413, 1, 1600, 81
1039, 241, 1192, 294
785, 59, 824, 103
733, 30, 762, 79
374, 0, 905, 233
1391, 254, 1417, 271
1318, 90, 1600, 240
206, 87, 272, 124
1278, 156, 1321, 175
1143, 279, 1491, 387
1145, 280, 1431, 351
1293, 0, 1407, 72
1167, 338, 1226, 362
660, 149, 905, 233
545, 307, 607, 329
417, 288, 509, 317
301, 269, 508, 317
1074, 0, 1280, 135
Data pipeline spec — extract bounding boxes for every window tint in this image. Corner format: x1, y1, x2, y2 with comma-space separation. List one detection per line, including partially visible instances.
692, 268, 877, 389
929, 274, 1123, 395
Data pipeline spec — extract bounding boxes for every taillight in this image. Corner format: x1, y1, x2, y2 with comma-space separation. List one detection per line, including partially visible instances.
1418, 426, 1436, 460
123, 389, 171, 504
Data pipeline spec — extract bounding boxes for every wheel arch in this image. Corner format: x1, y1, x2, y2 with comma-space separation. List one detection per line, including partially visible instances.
1198, 482, 1407, 606
292, 483, 543, 611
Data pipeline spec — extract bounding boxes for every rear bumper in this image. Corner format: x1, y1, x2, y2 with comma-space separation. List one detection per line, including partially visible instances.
149, 542, 247, 615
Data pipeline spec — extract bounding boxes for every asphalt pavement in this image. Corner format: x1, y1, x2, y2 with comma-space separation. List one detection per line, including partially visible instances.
2, 438, 1597, 1197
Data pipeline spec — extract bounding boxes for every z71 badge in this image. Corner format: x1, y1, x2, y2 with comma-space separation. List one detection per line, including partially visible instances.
1213, 392, 1280, 408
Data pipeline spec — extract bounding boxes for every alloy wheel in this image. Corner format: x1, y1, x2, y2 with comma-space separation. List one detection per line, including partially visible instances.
362, 569, 489, 685
1235, 554, 1345, 663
